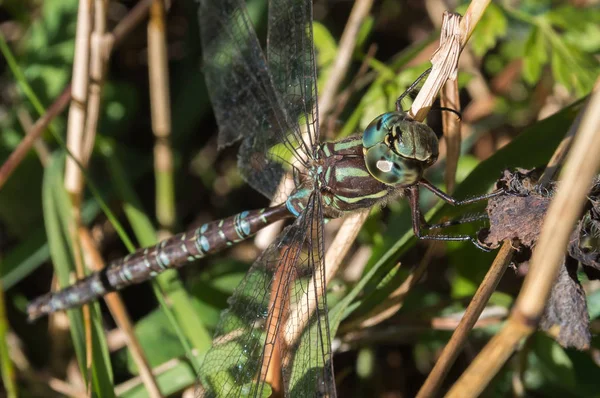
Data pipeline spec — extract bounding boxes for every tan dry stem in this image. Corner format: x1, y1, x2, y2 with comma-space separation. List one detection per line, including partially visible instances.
441, 79, 461, 193
79, 228, 163, 398
80, 0, 108, 175
416, 241, 512, 398
64, 0, 92, 197
148, 0, 175, 231
410, 12, 461, 122
61, 0, 94, 390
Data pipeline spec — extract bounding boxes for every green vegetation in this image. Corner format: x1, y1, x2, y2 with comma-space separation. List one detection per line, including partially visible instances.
0, 0, 598, 396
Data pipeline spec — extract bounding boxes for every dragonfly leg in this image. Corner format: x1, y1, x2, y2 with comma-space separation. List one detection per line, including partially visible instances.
426, 213, 488, 230
436, 106, 462, 121
395, 67, 432, 112
419, 178, 505, 205
407, 185, 491, 251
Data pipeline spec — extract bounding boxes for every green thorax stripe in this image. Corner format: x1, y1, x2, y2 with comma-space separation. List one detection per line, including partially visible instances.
333, 137, 362, 151
334, 165, 370, 181
334, 189, 388, 204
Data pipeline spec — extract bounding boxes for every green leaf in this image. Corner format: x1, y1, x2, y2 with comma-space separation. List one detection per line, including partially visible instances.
546, 5, 600, 34
117, 357, 197, 398
356, 16, 374, 50
126, 310, 186, 373
530, 333, 576, 392
587, 289, 600, 320
549, 40, 598, 97
522, 26, 548, 85
313, 21, 338, 96
99, 140, 212, 358
466, 2, 508, 57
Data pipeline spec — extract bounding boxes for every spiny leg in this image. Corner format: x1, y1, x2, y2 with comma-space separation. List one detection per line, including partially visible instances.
436, 106, 462, 121
426, 213, 488, 230
395, 69, 464, 128
396, 67, 432, 112
419, 178, 505, 206
407, 183, 503, 251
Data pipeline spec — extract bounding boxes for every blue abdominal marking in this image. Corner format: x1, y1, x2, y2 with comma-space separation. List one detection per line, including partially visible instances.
122, 267, 133, 282
200, 235, 210, 253
91, 279, 105, 294
158, 250, 170, 268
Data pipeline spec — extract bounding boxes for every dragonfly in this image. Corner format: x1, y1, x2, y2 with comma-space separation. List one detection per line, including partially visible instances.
27, 0, 502, 396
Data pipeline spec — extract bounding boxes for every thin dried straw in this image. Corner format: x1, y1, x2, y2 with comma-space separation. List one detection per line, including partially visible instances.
61, 1, 94, 390
79, 228, 162, 397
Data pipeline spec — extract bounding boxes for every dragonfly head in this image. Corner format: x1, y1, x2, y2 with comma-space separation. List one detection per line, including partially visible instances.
362, 112, 439, 186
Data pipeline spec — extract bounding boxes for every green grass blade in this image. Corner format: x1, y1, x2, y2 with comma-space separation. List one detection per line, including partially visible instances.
99, 140, 210, 365
42, 152, 114, 396
0, 270, 17, 398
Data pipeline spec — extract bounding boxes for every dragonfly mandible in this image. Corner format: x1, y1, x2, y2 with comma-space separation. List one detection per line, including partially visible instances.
27, 0, 502, 396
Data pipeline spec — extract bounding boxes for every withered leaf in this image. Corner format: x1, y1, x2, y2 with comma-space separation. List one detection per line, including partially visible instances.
539, 256, 591, 350
478, 168, 597, 350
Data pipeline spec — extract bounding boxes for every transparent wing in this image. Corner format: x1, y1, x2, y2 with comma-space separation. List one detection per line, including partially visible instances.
267, 0, 320, 155
198, 193, 335, 397
284, 193, 335, 397
198, 0, 318, 199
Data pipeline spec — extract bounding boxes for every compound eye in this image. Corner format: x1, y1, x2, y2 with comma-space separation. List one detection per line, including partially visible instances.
364, 142, 422, 186
363, 114, 391, 149
391, 120, 439, 166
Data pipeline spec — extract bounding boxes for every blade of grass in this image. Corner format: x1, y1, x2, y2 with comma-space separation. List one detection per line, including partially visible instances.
99, 140, 209, 366
0, 273, 17, 398
43, 153, 114, 397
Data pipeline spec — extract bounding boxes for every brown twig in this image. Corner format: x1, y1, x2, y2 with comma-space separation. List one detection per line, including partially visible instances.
15, 108, 51, 166
441, 79, 461, 193
416, 242, 512, 398
0, 89, 71, 190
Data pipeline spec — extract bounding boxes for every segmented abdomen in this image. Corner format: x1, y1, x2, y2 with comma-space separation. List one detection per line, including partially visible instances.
27, 204, 292, 320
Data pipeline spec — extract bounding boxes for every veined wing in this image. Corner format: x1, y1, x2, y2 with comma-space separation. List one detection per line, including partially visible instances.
198, 192, 335, 397
198, 0, 317, 199
267, 0, 320, 157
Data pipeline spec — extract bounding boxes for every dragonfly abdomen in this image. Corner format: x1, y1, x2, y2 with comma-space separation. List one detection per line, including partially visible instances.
27, 204, 293, 320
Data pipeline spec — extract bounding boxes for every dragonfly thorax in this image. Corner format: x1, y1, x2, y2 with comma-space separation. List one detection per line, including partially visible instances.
362, 112, 439, 185
285, 114, 439, 219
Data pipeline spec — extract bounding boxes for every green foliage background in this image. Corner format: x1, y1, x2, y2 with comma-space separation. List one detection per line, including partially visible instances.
0, 0, 598, 396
